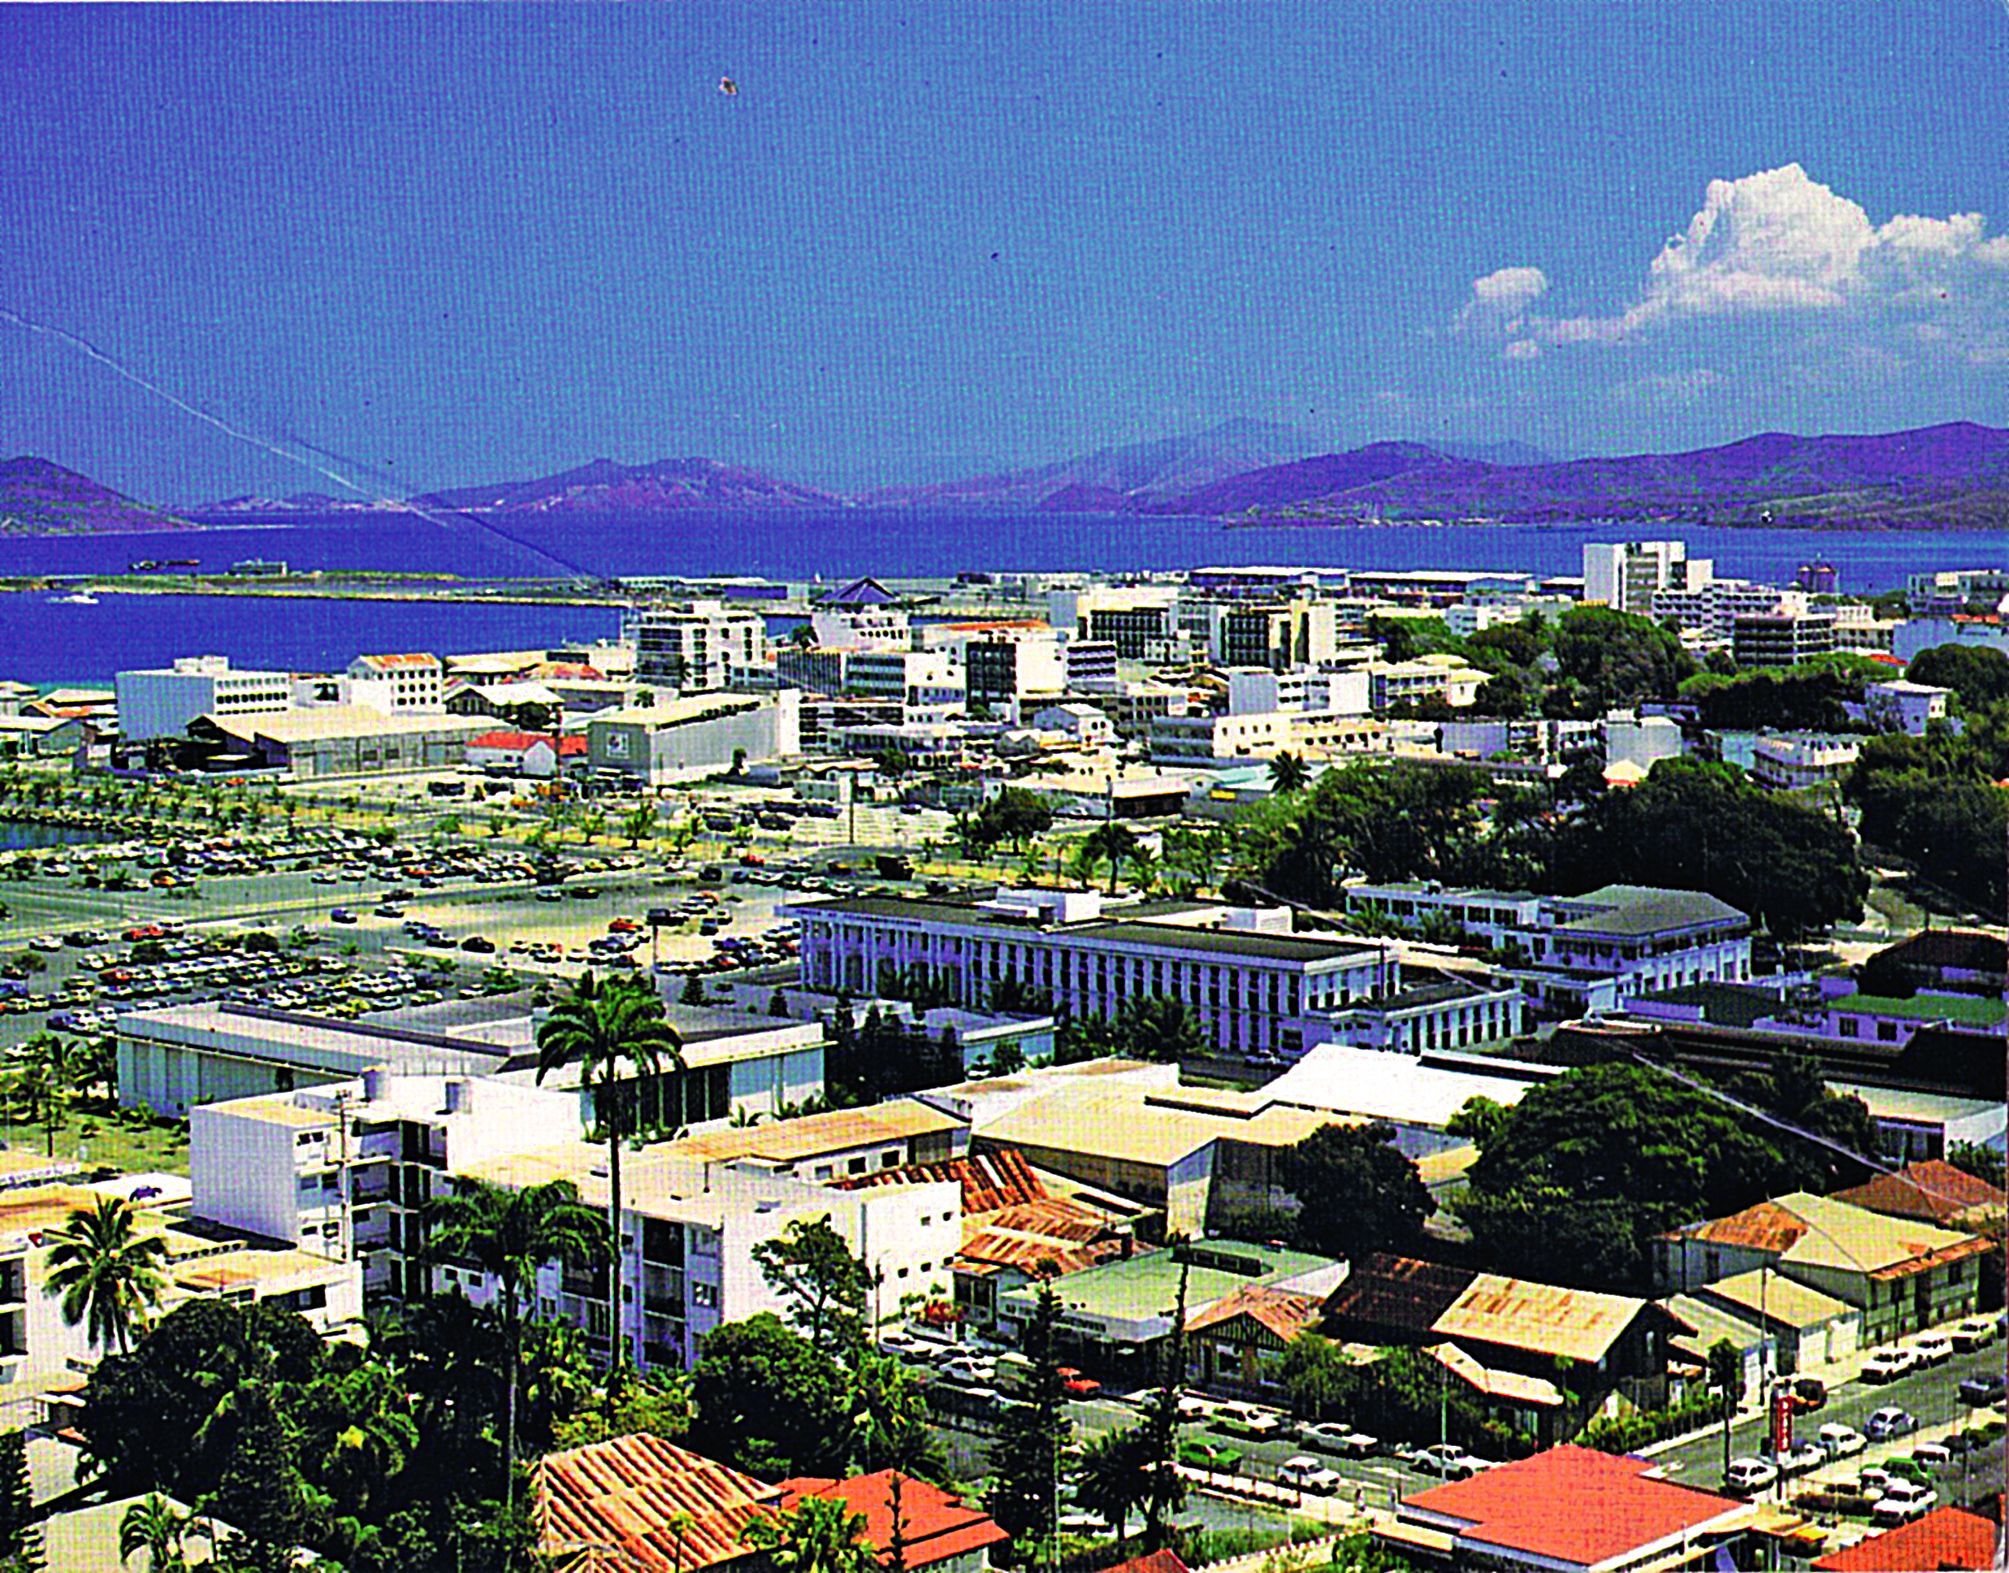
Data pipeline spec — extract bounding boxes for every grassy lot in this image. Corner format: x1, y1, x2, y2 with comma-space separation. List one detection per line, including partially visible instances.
7, 1100, 190, 1177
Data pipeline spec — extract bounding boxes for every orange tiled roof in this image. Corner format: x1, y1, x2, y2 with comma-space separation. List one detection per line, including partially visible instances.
1674, 1200, 1810, 1254
1096, 1552, 1190, 1573
1811, 1504, 1998, 1571
832, 1147, 1049, 1215
1834, 1159, 2006, 1226
1186, 1285, 1323, 1343
777, 1472, 1007, 1570
532, 1434, 781, 1573
1402, 1446, 1745, 1568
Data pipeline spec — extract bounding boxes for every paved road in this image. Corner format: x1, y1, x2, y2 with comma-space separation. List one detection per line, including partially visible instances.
1653, 1337, 2007, 1498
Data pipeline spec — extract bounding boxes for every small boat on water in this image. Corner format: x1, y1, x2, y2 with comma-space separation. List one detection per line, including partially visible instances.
47, 592, 99, 605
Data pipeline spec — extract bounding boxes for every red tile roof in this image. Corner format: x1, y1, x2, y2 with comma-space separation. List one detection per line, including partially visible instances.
468, 730, 557, 752
1401, 1447, 1746, 1570
1834, 1159, 2007, 1227
778, 1472, 1008, 1570
1095, 1552, 1189, 1573
1323, 1253, 1475, 1340
532, 1434, 782, 1573
355, 652, 439, 670
1186, 1285, 1324, 1343
1676, 1200, 1810, 1254
1811, 1505, 1999, 1571
558, 734, 590, 756
832, 1147, 1050, 1215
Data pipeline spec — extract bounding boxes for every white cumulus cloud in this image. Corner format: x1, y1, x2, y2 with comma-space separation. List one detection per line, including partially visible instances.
1464, 164, 2009, 368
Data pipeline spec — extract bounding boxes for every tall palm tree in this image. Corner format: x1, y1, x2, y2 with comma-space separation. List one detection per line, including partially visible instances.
1075, 823, 1139, 897
535, 972, 682, 1378
428, 1178, 608, 1516
45, 1196, 169, 1356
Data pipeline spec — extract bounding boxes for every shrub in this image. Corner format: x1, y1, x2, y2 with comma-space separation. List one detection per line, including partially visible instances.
1579, 1392, 1726, 1454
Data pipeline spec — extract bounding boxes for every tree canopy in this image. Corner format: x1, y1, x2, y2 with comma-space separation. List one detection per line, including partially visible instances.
1279, 1122, 1436, 1262
1549, 756, 1865, 937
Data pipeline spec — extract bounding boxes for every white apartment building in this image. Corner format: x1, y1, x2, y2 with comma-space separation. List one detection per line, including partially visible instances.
1907, 568, 2009, 616
1863, 679, 1950, 735
1582, 541, 1712, 614
1225, 667, 1371, 717
345, 653, 446, 714
794, 889, 1395, 1059
1149, 707, 1385, 766
116, 655, 294, 741
1029, 702, 1115, 750
846, 649, 963, 708
1047, 585, 1181, 658
1062, 639, 1120, 689
190, 1070, 583, 1300
1367, 655, 1487, 711
1604, 711, 1686, 776
1750, 732, 1861, 793
453, 1104, 966, 1370
1650, 578, 1793, 641
810, 604, 912, 652
630, 601, 767, 693
1342, 882, 1753, 1003
962, 631, 1066, 716
1199, 599, 1341, 671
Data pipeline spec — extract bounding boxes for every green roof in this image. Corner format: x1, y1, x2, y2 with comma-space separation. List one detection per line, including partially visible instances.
1559, 885, 1748, 937
1000, 1240, 1335, 1323
1829, 992, 2007, 1027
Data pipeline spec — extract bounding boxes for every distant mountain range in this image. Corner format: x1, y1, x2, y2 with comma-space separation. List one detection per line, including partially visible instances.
0, 457, 194, 535
17, 419, 2009, 534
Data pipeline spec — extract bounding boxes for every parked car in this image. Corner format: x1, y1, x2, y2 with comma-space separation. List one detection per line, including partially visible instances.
1213, 1402, 1290, 1440
1056, 1367, 1102, 1399
1865, 1407, 1918, 1441
1724, 1457, 1779, 1495
1871, 1479, 1936, 1525
1860, 1347, 1918, 1384
330, 908, 357, 924
1770, 1441, 1826, 1477
1408, 1443, 1489, 1479
1176, 1440, 1245, 1473
1784, 1374, 1827, 1411
1909, 1332, 1954, 1366
1275, 1456, 1345, 1495
1851, 1465, 1894, 1498
1950, 1317, 1998, 1352
1912, 1441, 1954, 1470
1958, 1371, 2007, 1406
1300, 1421, 1379, 1457
1815, 1423, 1867, 1459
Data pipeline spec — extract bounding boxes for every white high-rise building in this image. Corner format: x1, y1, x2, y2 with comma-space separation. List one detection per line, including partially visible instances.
116, 655, 294, 740
630, 601, 767, 693
1582, 542, 1713, 615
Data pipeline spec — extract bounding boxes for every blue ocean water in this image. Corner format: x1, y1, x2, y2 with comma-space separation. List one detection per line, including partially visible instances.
2, 511, 2003, 683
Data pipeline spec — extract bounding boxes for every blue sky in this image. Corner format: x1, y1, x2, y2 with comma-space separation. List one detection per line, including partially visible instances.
1, 3, 2006, 502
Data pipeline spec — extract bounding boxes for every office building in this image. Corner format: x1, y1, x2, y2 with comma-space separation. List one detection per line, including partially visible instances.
115, 655, 293, 741
1582, 541, 1712, 614
345, 652, 446, 714
1731, 608, 1837, 667
630, 601, 767, 693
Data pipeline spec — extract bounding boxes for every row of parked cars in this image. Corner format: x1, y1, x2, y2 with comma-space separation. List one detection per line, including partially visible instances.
1860, 1315, 2000, 1383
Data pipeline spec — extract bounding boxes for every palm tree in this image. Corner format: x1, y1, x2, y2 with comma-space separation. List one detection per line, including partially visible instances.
742, 1496, 876, 1573
1075, 1427, 1149, 1549
535, 973, 682, 1379
1268, 750, 1310, 795
1124, 843, 1160, 895
1075, 823, 1139, 897
8, 1033, 67, 1157
119, 1492, 195, 1571
45, 1196, 168, 1356
428, 1178, 607, 1517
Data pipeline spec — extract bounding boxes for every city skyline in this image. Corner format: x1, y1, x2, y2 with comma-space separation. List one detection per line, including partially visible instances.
2, 4, 2006, 504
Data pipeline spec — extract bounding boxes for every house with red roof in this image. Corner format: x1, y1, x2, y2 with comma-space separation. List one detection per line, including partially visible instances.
778, 1472, 1006, 1573
1184, 1285, 1324, 1399
1810, 1504, 1999, 1571
1816, 1510, 2000, 1566
1378, 1446, 1755, 1573
1834, 1158, 2006, 1230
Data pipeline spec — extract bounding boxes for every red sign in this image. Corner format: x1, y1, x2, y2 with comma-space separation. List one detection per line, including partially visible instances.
1770, 1387, 1795, 1455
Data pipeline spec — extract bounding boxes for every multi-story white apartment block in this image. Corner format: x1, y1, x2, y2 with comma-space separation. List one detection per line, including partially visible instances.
846, 649, 963, 708
116, 655, 295, 741
1048, 585, 1181, 658
1863, 678, 1950, 735
1649, 578, 1793, 641
345, 652, 446, 714
1062, 639, 1120, 690
961, 631, 1066, 716
190, 1069, 584, 1300
452, 1102, 966, 1371
630, 601, 767, 693
1582, 541, 1712, 614
1199, 599, 1340, 672
1732, 607, 1837, 668
1342, 882, 1753, 1003
1225, 667, 1370, 717
1750, 732, 1861, 793
794, 889, 1401, 1059
1149, 707, 1385, 766
1367, 654, 1487, 711
810, 604, 912, 652
1907, 568, 2009, 616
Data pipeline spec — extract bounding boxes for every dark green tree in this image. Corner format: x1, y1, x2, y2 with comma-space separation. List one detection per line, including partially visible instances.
1550, 606, 1694, 712
0, 1431, 37, 1573
1279, 1123, 1436, 1262
1707, 1338, 1742, 1483
752, 1216, 874, 1356
1906, 643, 2009, 710
690, 1314, 852, 1477
986, 1284, 1074, 1548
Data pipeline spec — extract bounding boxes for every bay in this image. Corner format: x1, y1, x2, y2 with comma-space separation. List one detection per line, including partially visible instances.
1, 511, 2004, 684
